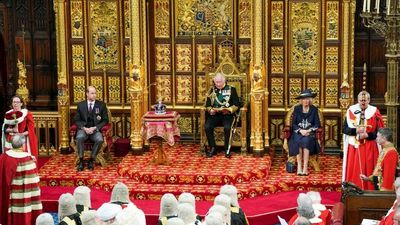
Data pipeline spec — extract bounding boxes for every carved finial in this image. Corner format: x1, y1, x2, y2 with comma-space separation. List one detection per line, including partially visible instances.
16, 59, 29, 104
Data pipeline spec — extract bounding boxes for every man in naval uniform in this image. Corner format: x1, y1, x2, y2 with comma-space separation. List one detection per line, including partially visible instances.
205, 73, 239, 158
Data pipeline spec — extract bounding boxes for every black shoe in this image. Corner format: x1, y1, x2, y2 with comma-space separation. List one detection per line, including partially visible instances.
206, 147, 217, 158
77, 160, 84, 171
225, 149, 231, 158
88, 159, 94, 171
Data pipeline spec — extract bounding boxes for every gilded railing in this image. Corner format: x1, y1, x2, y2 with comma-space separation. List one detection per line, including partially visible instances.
32, 112, 61, 157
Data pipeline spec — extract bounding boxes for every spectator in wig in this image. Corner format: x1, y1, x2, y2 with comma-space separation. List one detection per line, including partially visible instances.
158, 193, 179, 225
219, 185, 248, 225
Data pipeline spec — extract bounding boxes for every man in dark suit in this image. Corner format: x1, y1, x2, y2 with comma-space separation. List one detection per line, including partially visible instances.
205, 73, 239, 158
74, 86, 108, 171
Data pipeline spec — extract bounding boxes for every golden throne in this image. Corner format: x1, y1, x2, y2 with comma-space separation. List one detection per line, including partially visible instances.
281, 104, 324, 171
200, 54, 249, 153
69, 107, 112, 166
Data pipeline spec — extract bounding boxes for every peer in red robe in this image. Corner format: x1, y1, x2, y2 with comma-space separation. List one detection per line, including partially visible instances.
0, 142, 42, 225
342, 91, 384, 190
2, 101, 38, 161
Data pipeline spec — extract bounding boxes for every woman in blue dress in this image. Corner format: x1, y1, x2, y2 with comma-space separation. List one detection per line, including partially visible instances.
288, 89, 321, 176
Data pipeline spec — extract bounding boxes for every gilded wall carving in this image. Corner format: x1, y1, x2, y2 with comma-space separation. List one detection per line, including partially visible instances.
155, 44, 171, 72
108, 77, 121, 103
175, 0, 233, 35
271, 1, 284, 40
176, 44, 192, 72
90, 76, 103, 101
326, 1, 339, 40
154, 0, 170, 38
324, 119, 339, 147
125, 45, 131, 73
289, 78, 302, 105
156, 75, 172, 103
197, 76, 207, 104
177, 116, 193, 134
124, 1, 130, 38
307, 78, 320, 106
289, 2, 320, 72
271, 46, 284, 73
239, 44, 251, 70
238, 0, 252, 38
326, 46, 339, 73
90, 1, 119, 70
197, 44, 212, 72
70, 0, 83, 38
271, 78, 284, 105
72, 45, 85, 72
270, 118, 284, 146
176, 75, 192, 104
112, 116, 123, 138
325, 78, 338, 107
73, 76, 86, 103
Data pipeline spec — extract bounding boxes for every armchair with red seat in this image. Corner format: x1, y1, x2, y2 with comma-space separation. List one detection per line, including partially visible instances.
281, 103, 324, 172
69, 116, 112, 166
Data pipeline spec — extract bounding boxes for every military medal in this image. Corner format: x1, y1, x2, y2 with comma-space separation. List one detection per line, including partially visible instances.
96, 115, 102, 120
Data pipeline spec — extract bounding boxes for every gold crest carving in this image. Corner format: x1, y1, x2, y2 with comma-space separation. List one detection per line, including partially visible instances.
326, 1, 339, 40
197, 76, 207, 104
177, 116, 193, 133
307, 78, 320, 106
72, 45, 85, 71
90, 1, 119, 70
154, 0, 170, 38
156, 75, 172, 103
271, 46, 284, 73
70, 0, 83, 38
271, 78, 284, 105
325, 78, 338, 107
176, 75, 192, 103
326, 47, 339, 73
197, 44, 212, 72
155, 44, 171, 72
289, 78, 302, 105
73, 76, 86, 103
108, 77, 121, 103
289, 2, 320, 72
176, 44, 192, 72
271, 2, 284, 40
239, 0, 252, 38
175, 0, 233, 36
239, 44, 251, 70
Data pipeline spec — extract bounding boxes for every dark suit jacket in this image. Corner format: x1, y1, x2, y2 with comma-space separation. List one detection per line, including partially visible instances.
74, 100, 109, 130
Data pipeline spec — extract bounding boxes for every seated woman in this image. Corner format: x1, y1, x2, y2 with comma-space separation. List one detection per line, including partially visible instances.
288, 89, 321, 176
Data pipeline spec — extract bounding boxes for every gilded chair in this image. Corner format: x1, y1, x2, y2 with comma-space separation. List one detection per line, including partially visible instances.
200, 54, 249, 153
282, 104, 324, 171
69, 107, 112, 166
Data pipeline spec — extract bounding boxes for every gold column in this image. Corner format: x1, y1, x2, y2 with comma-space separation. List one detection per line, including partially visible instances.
251, 0, 265, 156
129, 0, 144, 152
54, 0, 70, 153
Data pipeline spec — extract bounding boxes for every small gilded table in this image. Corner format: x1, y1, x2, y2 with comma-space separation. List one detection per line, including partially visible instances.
141, 111, 180, 165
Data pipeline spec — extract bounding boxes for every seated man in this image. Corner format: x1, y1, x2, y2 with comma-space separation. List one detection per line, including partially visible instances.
205, 73, 239, 158
74, 86, 109, 171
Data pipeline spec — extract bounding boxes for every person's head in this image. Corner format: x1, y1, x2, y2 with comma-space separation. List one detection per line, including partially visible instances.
294, 216, 312, 225
377, 127, 393, 145
115, 204, 139, 225
11, 95, 24, 110
213, 73, 226, 90
96, 202, 122, 224
357, 91, 370, 110
219, 185, 239, 207
81, 210, 98, 225
207, 205, 228, 225
36, 213, 55, 225
178, 192, 196, 210
167, 217, 185, 225
295, 89, 316, 107
159, 193, 178, 218
213, 194, 231, 224
177, 203, 196, 224
86, 86, 97, 102
306, 191, 326, 211
111, 182, 131, 204
204, 211, 225, 225
296, 193, 315, 219
58, 193, 77, 221
11, 134, 26, 149
74, 185, 91, 208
